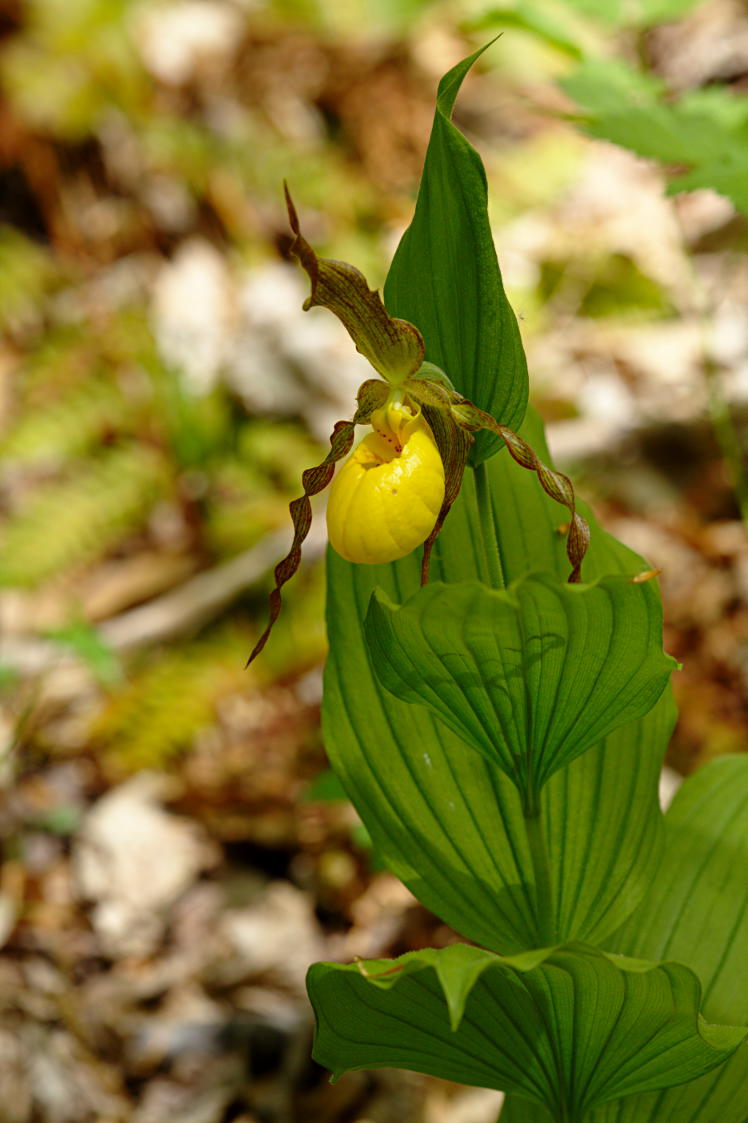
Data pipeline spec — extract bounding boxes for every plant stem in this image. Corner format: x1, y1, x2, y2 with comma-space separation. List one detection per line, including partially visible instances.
474, 460, 504, 588
523, 793, 558, 946
492, 1101, 577, 1123
673, 208, 748, 527
704, 355, 748, 526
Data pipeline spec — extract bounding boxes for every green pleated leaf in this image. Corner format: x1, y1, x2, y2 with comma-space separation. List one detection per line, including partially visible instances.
365, 573, 676, 802
323, 407, 674, 952
308, 943, 745, 1122
502, 756, 748, 1123
592, 756, 748, 1123
383, 44, 528, 464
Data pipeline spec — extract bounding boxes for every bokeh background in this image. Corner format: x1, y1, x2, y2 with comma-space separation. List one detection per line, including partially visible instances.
1, 1, 747, 1120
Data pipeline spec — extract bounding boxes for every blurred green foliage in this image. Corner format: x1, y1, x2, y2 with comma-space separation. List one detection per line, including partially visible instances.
1, 0, 744, 778
538, 251, 675, 320
0, 443, 171, 586
563, 61, 748, 213
1, 303, 324, 588
93, 624, 250, 770
476, 1, 748, 215
0, 227, 60, 333
0, 0, 148, 138
44, 618, 124, 686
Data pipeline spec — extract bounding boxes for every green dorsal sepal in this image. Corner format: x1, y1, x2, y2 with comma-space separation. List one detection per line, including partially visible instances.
285, 185, 425, 384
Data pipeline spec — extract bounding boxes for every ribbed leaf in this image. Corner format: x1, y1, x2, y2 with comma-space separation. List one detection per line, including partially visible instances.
593, 756, 748, 1122
502, 756, 748, 1123
366, 574, 676, 802
308, 943, 744, 1122
383, 45, 528, 463
323, 408, 674, 952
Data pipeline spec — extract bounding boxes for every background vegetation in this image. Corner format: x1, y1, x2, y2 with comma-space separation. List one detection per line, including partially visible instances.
1, 1, 746, 1120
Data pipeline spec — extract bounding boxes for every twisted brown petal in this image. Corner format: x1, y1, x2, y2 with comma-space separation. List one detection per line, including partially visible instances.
406, 378, 590, 582
247, 379, 389, 664
450, 397, 590, 582
497, 426, 590, 582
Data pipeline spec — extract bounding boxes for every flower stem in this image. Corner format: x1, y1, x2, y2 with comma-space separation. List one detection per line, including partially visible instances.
474, 461, 504, 589
523, 791, 558, 946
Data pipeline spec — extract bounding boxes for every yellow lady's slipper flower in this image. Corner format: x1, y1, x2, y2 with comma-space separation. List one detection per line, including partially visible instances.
327, 400, 445, 565
246, 188, 590, 665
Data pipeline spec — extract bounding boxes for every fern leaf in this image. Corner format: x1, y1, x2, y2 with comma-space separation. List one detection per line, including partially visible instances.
94, 628, 249, 771
1, 378, 129, 466
0, 444, 170, 586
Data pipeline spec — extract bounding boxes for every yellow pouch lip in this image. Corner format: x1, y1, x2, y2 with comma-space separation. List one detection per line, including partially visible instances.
327, 403, 445, 565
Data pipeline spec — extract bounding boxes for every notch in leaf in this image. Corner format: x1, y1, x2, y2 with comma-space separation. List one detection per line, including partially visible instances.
365, 572, 678, 808
308, 943, 745, 1120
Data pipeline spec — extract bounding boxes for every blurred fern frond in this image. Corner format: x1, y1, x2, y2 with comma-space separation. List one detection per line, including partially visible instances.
95, 563, 327, 770
0, 227, 59, 334
0, 443, 171, 587
204, 424, 326, 557
1, 377, 129, 467
0, 0, 149, 139
204, 458, 282, 558
238, 421, 325, 492
11, 324, 97, 398
95, 626, 249, 771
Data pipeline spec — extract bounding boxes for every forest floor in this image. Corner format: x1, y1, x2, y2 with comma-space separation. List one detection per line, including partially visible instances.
1, 2, 747, 1120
